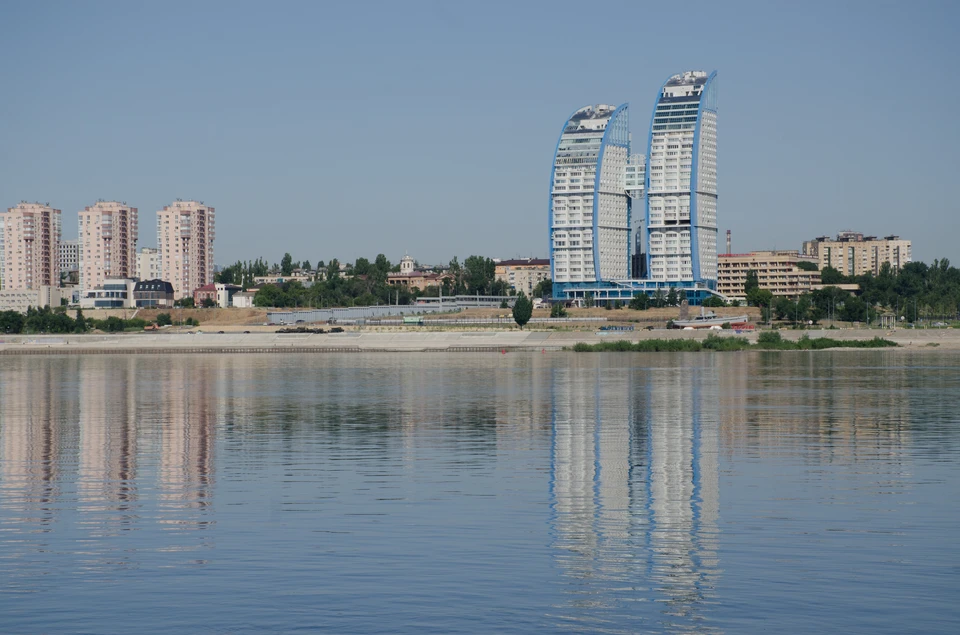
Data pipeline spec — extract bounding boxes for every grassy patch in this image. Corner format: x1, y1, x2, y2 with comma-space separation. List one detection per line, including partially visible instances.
572, 332, 897, 352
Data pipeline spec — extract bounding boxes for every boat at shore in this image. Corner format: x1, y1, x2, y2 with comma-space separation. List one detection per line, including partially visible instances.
673, 310, 750, 329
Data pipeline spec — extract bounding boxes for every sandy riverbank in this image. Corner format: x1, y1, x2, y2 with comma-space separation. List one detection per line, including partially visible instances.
2, 327, 959, 354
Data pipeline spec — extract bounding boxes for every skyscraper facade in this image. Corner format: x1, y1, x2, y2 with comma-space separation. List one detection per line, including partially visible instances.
0, 202, 61, 291
645, 70, 718, 287
549, 104, 631, 293
78, 201, 138, 292
157, 200, 215, 299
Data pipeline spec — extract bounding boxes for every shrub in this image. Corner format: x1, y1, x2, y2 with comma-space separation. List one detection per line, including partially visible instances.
757, 330, 783, 345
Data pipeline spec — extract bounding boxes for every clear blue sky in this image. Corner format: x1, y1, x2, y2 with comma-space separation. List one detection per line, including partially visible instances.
2, 0, 957, 266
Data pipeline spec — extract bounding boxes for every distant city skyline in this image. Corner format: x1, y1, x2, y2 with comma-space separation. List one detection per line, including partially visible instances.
2, 1, 957, 264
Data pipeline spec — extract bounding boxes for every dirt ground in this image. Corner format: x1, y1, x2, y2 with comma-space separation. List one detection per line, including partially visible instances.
72, 304, 761, 329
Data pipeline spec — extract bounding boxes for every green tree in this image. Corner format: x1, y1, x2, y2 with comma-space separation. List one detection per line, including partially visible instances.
156, 313, 172, 326
512, 292, 533, 329
584, 292, 595, 308
327, 258, 341, 280
652, 288, 667, 308
0, 310, 25, 334
629, 294, 650, 310
74, 308, 88, 333
666, 288, 679, 307
532, 277, 552, 298
702, 295, 726, 307
175, 297, 195, 308
302, 259, 312, 271
464, 255, 496, 295
550, 302, 568, 317
795, 261, 819, 271
202, 297, 216, 309
744, 270, 760, 296
820, 266, 846, 285
280, 253, 294, 276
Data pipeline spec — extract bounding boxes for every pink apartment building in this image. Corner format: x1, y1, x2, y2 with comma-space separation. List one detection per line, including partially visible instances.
79, 201, 138, 293
1, 202, 61, 290
157, 200, 215, 299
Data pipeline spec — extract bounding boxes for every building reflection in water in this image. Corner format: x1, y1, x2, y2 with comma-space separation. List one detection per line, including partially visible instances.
78, 356, 139, 533
0, 357, 79, 531
550, 356, 721, 633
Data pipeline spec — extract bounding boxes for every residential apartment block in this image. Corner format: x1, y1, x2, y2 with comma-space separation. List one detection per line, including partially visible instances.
802, 231, 911, 277
495, 258, 550, 296
137, 247, 160, 282
0, 202, 61, 291
59, 239, 79, 274
157, 200, 215, 300
718, 251, 821, 299
79, 201, 138, 293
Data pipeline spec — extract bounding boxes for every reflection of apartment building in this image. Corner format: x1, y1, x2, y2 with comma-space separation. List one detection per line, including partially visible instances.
495, 258, 549, 296
79, 357, 138, 507
79, 201, 138, 294
718, 251, 820, 299
802, 231, 911, 276
550, 359, 721, 625
1, 202, 62, 290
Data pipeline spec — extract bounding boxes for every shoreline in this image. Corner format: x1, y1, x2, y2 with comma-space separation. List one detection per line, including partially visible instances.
1, 329, 959, 354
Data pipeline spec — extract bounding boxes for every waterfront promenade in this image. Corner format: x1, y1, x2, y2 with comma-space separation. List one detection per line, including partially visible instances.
1, 328, 958, 354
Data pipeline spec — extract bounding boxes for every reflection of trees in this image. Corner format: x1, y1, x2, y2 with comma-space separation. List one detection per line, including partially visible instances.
719, 352, 913, 464
550, 356, 721, 633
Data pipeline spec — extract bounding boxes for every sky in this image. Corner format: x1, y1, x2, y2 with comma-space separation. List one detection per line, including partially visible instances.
1, 0, 958, 267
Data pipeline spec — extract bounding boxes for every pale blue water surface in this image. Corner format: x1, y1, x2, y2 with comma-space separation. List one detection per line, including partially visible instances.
1, 352, 958, 634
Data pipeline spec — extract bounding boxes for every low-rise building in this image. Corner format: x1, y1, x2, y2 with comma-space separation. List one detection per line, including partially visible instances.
134, 279, 174, 308
80, 278, 137, 309
386, 255, 450, 290
802, 231, 911, 276
194, 282, 241, 308
253, 274, 313, 285
495, 258, 550, 296
0, 285, 63, 314
718, 251, 821, 300
231, 290, 257, 308
193, 283, 217, 306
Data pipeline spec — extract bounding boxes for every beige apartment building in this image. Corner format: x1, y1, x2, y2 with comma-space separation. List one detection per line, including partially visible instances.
802, 231, 911, 276
718, 251, 821, 299
157, 200, 215, 300
136, 247, 160, 281
495, 258, 550, 296
79, 201, 138, 293
0, 202, 61, 291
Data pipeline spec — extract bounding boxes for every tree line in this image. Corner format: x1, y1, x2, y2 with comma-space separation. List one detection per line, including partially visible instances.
215, 253, 519, 309
0, 307, 198, 334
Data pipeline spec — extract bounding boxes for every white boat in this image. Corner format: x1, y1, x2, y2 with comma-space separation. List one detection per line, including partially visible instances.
673, 309, 749, 329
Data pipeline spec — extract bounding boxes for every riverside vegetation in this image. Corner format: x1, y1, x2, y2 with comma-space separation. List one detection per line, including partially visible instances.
571, 331, 898, 352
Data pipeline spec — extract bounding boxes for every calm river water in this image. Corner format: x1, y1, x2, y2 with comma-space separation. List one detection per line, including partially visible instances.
1, 352, 958, 633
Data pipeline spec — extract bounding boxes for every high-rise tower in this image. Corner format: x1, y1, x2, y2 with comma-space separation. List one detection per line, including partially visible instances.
79, 201, 138, 293
549, 104, 630, 295
157, 200, 215, 300
645, 71, 717, 288
0, 202, 61, 291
